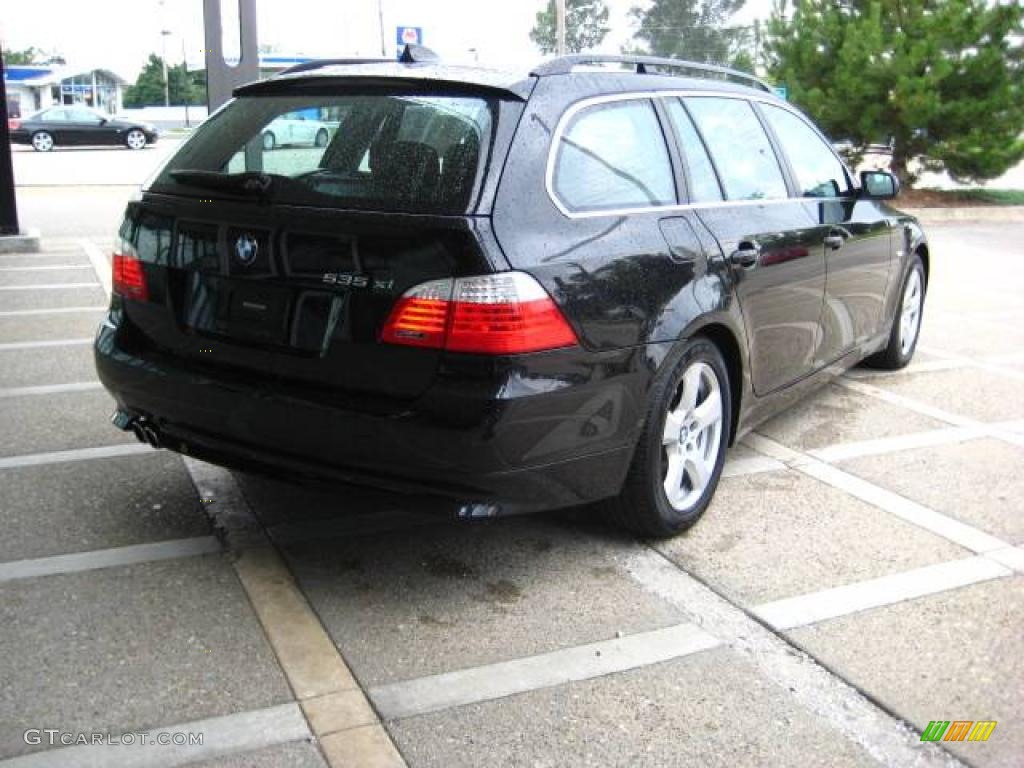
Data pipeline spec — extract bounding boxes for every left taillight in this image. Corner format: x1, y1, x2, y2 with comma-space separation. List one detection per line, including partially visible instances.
381, 272, 578, 355
112, 240, 149, 302
7, 119, 20, 131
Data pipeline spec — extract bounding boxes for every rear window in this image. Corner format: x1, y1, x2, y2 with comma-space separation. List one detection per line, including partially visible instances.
153, 93, 495, 214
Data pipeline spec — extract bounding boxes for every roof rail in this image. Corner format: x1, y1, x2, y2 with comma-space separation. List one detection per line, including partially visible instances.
277, 45, 439, 76
530, 54, 772, 92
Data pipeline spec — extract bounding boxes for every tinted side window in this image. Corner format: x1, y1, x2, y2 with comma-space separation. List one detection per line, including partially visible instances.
684, 97, 787, 201
665, 99, 722, 203
762, 104, 850, 198
40, 109, 68, 121
553, 100, 675, 213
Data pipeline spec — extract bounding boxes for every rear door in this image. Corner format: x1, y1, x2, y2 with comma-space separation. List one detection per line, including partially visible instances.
759, 103, 892, 361
674, 96, 828, 396
128, 89, 511, 403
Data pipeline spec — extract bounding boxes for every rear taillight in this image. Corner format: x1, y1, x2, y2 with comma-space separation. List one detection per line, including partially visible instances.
7, 119, 20, 131
112, 239, 149, 302
381, 272, 577, 355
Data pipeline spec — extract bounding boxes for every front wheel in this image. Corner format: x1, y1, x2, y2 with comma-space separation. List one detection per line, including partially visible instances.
864, 255, 925, 370
604, 337, 731, 538
314, 128, 329, 148
125, 129, 147, 150
31, 131, 54, 152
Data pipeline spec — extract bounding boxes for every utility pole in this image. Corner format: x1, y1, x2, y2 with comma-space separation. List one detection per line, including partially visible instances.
159, 0, 170, 106
556, 0, 567, 55
0, 43, 20, 236
378, 0, 387, 57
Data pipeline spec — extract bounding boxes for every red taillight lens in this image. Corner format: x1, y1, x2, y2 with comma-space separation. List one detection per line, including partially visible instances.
8, 119, 20, 131
112, 253, 149, 301
380, 272, 577, 355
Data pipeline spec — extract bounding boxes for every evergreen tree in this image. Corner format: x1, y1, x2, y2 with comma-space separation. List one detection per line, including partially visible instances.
531, 0, 611, 54
630, 0, 748, 65
765, 0, 1024, 184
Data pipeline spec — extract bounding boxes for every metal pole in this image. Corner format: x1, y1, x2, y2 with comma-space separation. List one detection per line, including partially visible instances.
0, 44, 21, 235
556, 0, 567, 56
182, 39, 190, 128
378, 0, 388, 57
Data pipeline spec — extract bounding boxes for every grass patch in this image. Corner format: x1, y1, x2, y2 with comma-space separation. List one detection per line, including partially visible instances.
899, 187, 1024, 207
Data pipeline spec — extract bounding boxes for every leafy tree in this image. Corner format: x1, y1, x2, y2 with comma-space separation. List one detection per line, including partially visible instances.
765, 0, 1024, 185
531, 0, 610, 54
629, 0, 749, 65
5, 47, 44, 65
124, 54, 203, 107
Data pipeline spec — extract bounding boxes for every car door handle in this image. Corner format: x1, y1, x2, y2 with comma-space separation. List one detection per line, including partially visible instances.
729, 242, 760, 268
824, 235, 845, 250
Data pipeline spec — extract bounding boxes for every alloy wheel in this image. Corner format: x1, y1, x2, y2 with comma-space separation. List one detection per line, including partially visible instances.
126, 130, 147, 150
32, 132, 54, 152
661, 361, 724, 512
899, 268, 923, 356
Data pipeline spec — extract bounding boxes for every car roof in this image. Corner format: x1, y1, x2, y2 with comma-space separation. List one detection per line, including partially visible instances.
236, 53, 775, 104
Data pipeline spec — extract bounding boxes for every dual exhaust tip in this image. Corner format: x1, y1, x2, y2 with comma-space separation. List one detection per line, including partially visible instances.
112, 409, 162, 449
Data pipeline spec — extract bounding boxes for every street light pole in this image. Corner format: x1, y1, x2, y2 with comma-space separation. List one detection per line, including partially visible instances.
378, 0, 387, 57
556, 0, 567, 56
161, 30, 171, 107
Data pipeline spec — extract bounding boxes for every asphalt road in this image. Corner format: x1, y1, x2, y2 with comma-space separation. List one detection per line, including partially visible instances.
1, 149, 1022, 767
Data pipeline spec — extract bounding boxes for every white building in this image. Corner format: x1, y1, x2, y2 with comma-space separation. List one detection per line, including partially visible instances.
4, 65, 125, 118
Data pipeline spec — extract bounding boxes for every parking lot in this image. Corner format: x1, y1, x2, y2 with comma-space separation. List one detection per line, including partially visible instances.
1, 145, 1022, 767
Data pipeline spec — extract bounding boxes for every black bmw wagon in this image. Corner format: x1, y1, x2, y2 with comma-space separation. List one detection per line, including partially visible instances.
95, 50, 928, 537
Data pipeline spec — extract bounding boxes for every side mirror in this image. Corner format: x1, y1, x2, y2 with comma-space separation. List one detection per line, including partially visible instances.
860, 170, 900, 200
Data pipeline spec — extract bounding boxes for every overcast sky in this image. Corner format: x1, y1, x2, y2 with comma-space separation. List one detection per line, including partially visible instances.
1, 0, 774, 80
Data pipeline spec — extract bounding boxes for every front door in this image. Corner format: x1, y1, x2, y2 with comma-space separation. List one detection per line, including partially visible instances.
758, 103, 893, 362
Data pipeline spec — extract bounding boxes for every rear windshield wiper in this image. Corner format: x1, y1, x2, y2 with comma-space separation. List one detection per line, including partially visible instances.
169, 170, 275, 198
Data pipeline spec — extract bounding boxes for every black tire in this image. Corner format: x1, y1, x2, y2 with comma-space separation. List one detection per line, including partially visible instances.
31, 131, 54, 152
604, 336, 731, 538
262, 131, 275, 151
314, 128, 329, 148
863, 255, 925, 370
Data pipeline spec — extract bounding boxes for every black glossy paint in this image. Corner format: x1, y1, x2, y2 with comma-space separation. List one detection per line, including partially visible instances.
95, 62, 926, 516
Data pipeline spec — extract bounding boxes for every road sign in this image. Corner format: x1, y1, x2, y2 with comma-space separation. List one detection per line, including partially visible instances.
396, 26, 423, 58
772, 85, 788, 100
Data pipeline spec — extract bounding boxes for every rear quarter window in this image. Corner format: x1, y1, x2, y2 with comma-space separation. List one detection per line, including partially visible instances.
552, 99, 676, 214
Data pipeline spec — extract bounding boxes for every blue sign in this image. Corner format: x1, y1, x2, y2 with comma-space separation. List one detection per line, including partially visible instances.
396, 26, 423, 46
772, 85, 788, 100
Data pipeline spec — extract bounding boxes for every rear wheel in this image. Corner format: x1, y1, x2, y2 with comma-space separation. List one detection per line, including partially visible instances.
314, 128, 329, 148
864, 255, 925, 370
125, 129, 147, 150
31, 131, 54, 152
605, 337, 731, 538
262, 131, 276, 151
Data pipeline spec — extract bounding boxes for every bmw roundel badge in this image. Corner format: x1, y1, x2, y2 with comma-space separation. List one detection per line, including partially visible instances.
235, 234, 259, 266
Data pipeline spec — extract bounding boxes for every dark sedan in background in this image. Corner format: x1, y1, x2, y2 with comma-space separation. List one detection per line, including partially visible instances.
8, 106, 159, 151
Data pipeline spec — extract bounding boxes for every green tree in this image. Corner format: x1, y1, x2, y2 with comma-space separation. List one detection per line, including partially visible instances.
531, 0, 611, 54
5, 47, 44, 65
629, 0, 748, 65
124, 54, 202, 107
765, 0, 1024, 185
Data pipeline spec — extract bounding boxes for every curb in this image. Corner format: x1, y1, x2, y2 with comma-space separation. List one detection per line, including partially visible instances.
898, 206, 1024, 223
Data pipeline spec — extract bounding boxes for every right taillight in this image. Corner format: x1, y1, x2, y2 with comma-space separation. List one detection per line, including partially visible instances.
381, 272, 577, 355
112, 239, 149, 302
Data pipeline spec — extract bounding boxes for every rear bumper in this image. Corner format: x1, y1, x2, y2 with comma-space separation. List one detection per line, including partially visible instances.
94, 311, 650, 515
